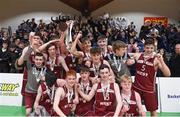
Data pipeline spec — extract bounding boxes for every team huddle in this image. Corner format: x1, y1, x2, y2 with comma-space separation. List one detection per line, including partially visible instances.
15, 23, 170, 117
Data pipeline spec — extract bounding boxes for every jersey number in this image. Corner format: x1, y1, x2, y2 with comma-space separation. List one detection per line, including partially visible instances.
141, 65, 146, 71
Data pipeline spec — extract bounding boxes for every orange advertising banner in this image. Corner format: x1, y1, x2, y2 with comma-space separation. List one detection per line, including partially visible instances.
144, 17, 168, 27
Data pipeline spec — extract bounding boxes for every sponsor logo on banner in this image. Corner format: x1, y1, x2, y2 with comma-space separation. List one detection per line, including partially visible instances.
0, 83, 20, 96
158, 77, 180, 112
144, 17, 168, 26
0, 73, 23, 106
167, 94, 180, 99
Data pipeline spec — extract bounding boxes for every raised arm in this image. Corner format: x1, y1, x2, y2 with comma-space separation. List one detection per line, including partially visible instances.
77, 37, 83, 50
16, 46, 29, 67
58, 56, 69, 72
69, 32, 83, 58
155, 54, 171, 76
58, 31, 66, 54
38, 39, 60, 52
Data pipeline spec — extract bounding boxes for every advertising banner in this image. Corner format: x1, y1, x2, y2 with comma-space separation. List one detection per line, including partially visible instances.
144, 17, 168, 26
158, 78, 180, 112
0, 73, 23, 106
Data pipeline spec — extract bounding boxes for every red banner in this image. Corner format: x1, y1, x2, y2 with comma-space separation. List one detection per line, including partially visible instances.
144, 17, 168, 27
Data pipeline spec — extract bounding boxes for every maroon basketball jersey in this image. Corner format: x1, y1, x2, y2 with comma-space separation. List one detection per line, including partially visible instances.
46, 56, 65, 79
39, 82, 54, 115
121, 90, 139, 116
65, 54, 78, 71
54, 86, 75, 116
75, 78, 94, 116
83, 52, 91, 61
133, 53, 156, 93
95, 83, 116, 116
89, 60, 103, 78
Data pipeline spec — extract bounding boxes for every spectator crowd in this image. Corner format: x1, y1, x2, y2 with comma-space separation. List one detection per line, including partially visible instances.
0, 14, 179, 76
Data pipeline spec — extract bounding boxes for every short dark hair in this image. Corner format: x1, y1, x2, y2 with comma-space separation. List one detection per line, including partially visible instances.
144, 38, 155, 46
50, 34, 59, 40
2, 40, 9, 44
9, 43, 16, 48
99, 64, 110, 71
35, 52, 46, 64
46, 43, 57, 54
34, 32, 42, 39
90, 47, 102, 55
45, 69, 57, 87
80, 65, 90, 72
97, 35, 107, 41
35, 52, 44, 57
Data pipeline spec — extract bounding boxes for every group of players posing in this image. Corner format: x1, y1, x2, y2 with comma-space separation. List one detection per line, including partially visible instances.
16, 28, 170, 116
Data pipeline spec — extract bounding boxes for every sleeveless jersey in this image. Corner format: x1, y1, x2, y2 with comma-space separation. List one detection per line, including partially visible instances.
83, 51, 91, 62
65, 54, 78, 71
121, 90, 139, 116
102, 48, 112, 60
95, 83, 116, 116
75, 78, 94, 116
89, 59, 103, 78
54, 86, 75, 116
39, 82, 55, 115
81, 51, 91, 65
46, 56, 65, 79
133, 53, 156, 93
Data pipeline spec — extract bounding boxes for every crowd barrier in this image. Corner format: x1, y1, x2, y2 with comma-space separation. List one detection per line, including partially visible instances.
0, 73, 179, 112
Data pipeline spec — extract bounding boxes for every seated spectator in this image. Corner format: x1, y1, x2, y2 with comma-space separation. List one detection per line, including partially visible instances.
127, 38, 137, 53
0, 40, 10, 73
9, 43, 20, 73
169, 43, 180, 77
